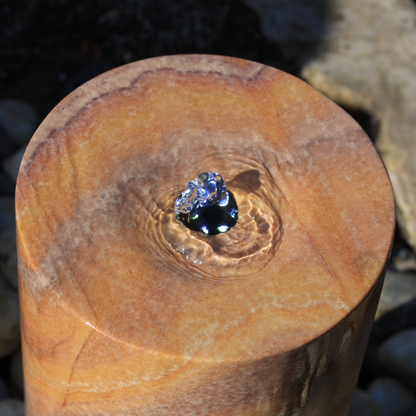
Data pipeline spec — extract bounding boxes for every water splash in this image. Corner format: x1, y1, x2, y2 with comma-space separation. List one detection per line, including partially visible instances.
175, 172, 238, 235
113, 149, 284, 280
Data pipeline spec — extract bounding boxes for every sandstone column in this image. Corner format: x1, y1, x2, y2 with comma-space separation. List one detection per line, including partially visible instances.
16, 55, 395, 415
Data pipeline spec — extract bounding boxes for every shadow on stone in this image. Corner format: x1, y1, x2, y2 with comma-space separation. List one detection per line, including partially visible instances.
228, 169, 261, 194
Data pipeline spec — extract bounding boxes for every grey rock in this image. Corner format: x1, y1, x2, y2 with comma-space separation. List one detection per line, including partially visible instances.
368, 378, 416, 416
297, 0, 416, 253
378, 329, 416, 390
376, 271, 416, 318
10, 348, 23, 398
2, 146, 27, 183
0, 291, 20, 359
0, 378, 10, 401
0, 399, 25, 416
0, 99, 38, 146
348, 388, 382, 416
0, 227, 18, 290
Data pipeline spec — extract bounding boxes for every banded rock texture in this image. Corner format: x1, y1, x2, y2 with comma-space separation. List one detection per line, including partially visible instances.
15, 55, 395, 415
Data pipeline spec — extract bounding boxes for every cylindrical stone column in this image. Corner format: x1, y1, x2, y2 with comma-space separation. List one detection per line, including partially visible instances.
16, 55, 395, 415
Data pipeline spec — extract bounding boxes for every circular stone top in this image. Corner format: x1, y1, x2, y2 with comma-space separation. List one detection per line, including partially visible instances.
16, 55, 394, 362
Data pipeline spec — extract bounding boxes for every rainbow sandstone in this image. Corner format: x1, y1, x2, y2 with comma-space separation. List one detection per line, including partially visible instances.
16, 55, 395, 415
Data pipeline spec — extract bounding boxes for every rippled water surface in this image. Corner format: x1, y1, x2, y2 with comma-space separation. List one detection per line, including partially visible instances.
118, 146, 285, 281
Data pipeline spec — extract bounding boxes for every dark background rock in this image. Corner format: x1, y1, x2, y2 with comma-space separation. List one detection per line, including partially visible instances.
378, 330, 416, 391
370, 299, 416, 344
0, 0, 294, 119
0, 377, 10, 401
368, 377, 416, 416
0, 125, 14, 165
0, 175, 14, 197
0, 399, 24, 416
0, 100, 38, 146
9, 349, 23, 400
348, 389, 382, 416
242, 0, 330, 63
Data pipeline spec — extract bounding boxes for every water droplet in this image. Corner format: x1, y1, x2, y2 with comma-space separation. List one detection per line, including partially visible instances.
200, 225, 209, 235
228, 207, 237, 218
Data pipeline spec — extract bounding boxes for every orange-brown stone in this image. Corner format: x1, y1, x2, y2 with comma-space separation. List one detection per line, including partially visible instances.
16, 55, 394, 415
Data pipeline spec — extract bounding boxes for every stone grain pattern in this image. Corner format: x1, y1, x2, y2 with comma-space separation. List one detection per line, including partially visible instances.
15, 55, 395, 415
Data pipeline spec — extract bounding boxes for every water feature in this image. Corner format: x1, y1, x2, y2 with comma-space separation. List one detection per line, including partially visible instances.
175, 172, 238, 235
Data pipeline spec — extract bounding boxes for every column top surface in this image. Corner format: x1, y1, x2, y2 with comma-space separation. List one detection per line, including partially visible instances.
16, 55, 394, 362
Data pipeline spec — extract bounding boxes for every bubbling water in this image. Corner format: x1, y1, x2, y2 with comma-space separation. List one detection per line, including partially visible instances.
127, 151, 284, 281
175, 172, 238, 235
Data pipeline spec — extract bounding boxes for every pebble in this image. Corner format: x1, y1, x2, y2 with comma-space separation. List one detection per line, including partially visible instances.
10, 348, 23, 398
0, 227, 18, 290
0, 99, 38, 146
348, 388, 382, 416
0, 291, 20, 359
368, 377, 416, 416
0, 399, 25, 416
378, 329, 416, 390
2, 146, 27, 183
